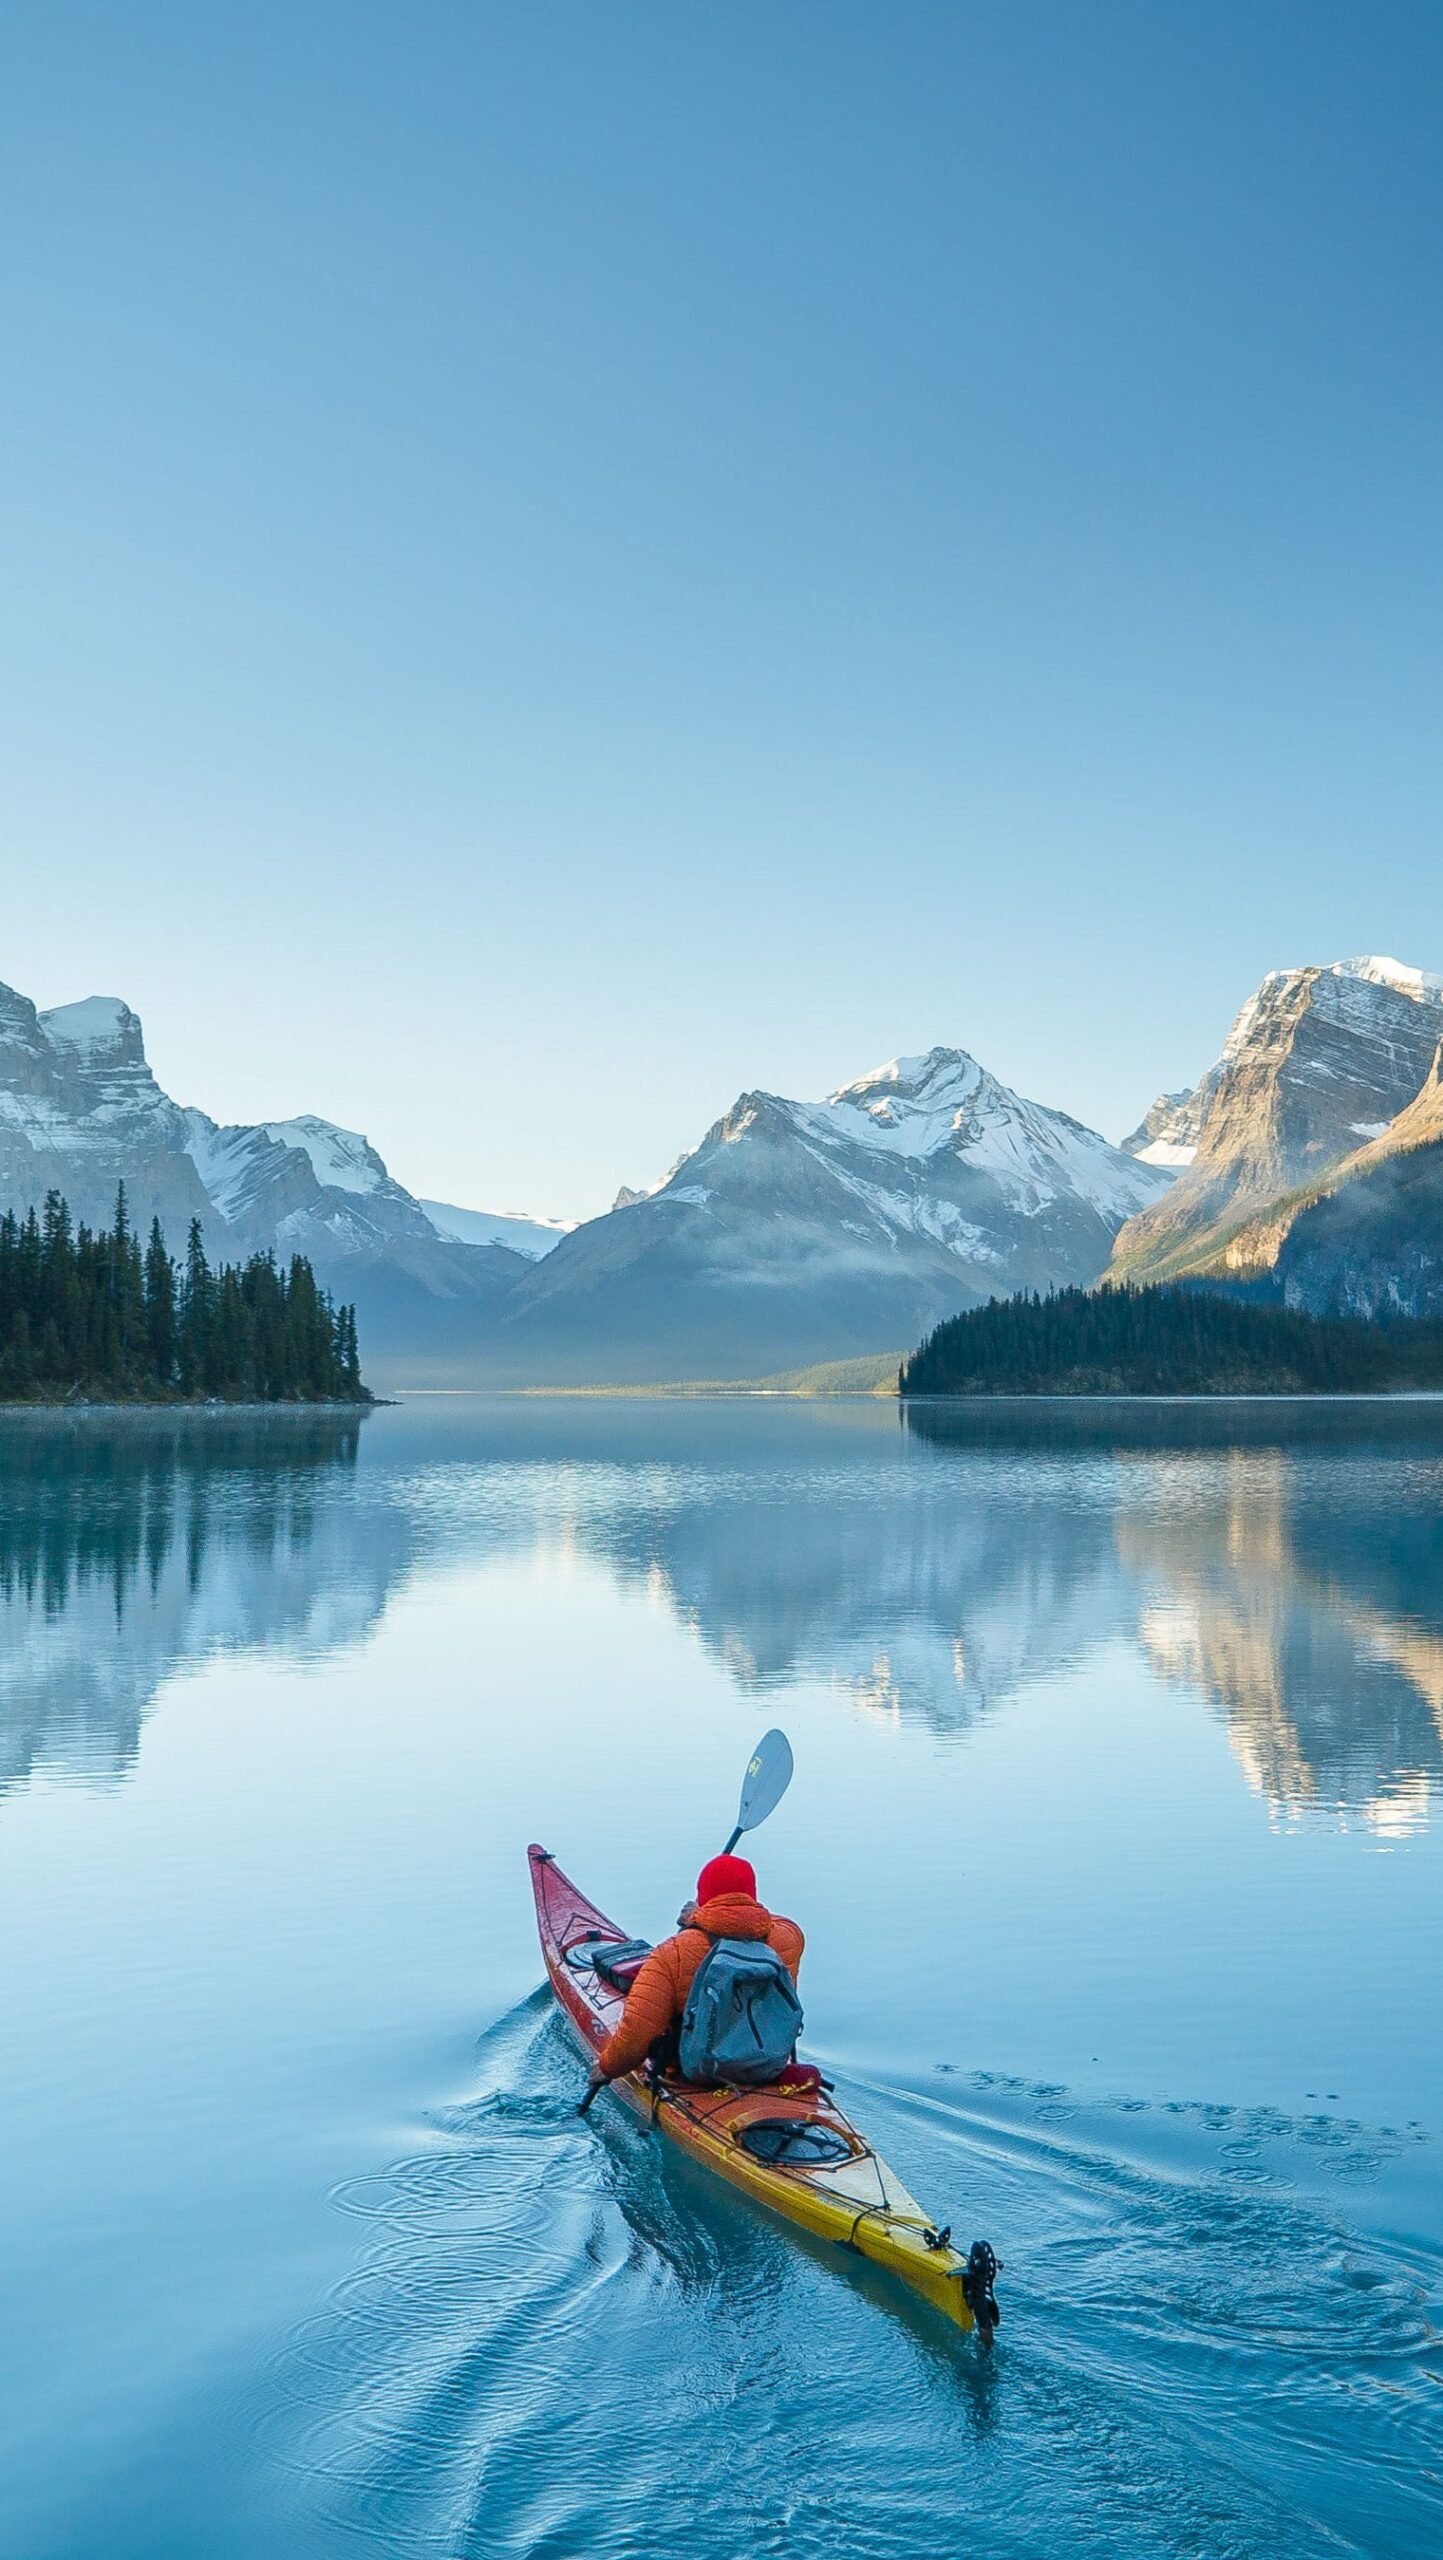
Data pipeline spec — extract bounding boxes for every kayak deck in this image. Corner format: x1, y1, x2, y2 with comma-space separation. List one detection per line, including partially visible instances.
529, 1843, 997, 2339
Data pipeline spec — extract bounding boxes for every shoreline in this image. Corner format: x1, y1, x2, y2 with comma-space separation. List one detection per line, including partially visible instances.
369, 1382, 1443, 1405
0, 1397, 382, 1417
898, 1387, 1443, 1405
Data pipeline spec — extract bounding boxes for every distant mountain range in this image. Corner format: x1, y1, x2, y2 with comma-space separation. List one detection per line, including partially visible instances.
4, 950, 1443, 1383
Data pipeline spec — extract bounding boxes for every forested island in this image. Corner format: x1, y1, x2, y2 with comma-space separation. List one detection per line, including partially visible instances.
0, 1189, 367, 1405
900, 1283, 1443, 1397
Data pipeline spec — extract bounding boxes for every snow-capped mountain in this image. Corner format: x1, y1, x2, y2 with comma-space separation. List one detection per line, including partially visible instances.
480, 1047, 1172, 1384
181, 1109, 442, 1258
20, 946, 1443, 1385
1110, 957, 1443, 1286
0, 972, 550, 1380
1, 984, 217, 1240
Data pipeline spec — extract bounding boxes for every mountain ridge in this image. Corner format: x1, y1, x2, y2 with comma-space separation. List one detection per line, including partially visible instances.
2, 973, 1171, 1383
11, 948, 1443, 1380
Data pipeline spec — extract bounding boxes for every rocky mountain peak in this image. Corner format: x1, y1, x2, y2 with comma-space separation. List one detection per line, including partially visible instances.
832, 1045, 983, 1105
1197, 960, 1443, 1169
40, 996, 147, 1068
1110, 954, 1443, 1285
823, 1048, 1007, 1156
1, 977, 212, 1240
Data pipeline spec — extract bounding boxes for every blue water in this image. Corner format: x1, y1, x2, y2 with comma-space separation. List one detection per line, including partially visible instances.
1, 1396, 1440, 2557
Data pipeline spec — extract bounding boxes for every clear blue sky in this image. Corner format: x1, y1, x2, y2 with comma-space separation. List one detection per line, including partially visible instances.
2, 3, 1441, 1217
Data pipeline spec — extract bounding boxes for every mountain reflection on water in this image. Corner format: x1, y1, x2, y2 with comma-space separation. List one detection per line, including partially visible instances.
4, 1397, 1443, 1834
0, 1410, 377, 1795
906, 1397, 1443, 1832
1122, 1451, 1443, 1834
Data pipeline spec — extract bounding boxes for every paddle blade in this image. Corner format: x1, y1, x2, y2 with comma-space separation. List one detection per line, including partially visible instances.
732, 1729, 794, 1839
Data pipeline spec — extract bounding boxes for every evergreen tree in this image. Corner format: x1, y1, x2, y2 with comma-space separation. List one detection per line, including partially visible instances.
0, 1194, 370, 1405
144, 1218, 177, 1385
899, 1281, 1443, 1398
178, 1220, 212, 1397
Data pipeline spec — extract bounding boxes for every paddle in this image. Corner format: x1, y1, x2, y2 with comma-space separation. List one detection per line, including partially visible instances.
722, 1727, 794, 1855
577, 1728, 795, 2114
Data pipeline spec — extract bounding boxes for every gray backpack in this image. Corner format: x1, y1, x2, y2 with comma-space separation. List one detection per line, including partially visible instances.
677, 1934, 804, 2086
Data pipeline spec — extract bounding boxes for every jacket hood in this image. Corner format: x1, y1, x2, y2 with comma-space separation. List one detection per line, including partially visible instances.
693, 1891, 772, 1940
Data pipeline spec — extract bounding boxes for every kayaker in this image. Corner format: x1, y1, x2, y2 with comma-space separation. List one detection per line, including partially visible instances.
584, 1852, 804, 2093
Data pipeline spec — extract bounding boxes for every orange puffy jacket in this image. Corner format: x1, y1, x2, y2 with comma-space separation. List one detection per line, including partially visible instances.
597, 1890, 804, 2080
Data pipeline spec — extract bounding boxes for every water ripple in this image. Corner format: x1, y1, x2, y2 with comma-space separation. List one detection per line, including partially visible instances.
261, 2010, 1442, 2558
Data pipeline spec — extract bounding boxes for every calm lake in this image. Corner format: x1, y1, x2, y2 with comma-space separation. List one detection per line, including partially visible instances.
2, 1395, 1440, 2558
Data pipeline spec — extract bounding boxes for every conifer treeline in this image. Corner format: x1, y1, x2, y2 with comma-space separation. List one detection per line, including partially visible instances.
899, 1282, 1443, 1397
0, 1188, 367, 1404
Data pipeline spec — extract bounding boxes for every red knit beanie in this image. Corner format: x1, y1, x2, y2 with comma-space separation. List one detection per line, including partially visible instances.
696, 1852, 756, 1904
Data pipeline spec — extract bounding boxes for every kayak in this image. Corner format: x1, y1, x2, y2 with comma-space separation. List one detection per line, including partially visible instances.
529, 1843, 999, 2341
